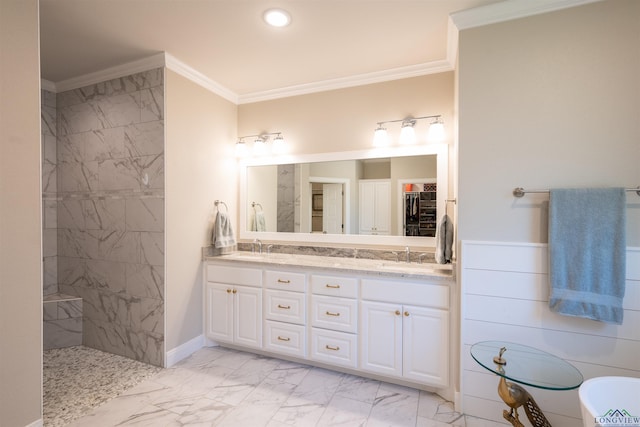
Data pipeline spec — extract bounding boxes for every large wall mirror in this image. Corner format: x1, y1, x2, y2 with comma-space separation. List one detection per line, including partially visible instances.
239, 144, 448, 247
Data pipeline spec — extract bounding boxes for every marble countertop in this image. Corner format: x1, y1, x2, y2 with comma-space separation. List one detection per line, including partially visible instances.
203, 250, 454, 282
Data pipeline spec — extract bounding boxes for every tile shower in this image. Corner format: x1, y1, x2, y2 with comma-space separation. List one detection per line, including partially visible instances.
41, 68, 165, 366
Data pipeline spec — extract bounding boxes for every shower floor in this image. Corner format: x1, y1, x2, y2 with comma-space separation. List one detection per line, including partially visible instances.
43, 346, 161, 426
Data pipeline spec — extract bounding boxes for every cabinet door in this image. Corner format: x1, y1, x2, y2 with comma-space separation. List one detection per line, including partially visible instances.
205, 282, 233, 343
372, 181, 390, 234
234, 285, 263, 349
359, 182, 376, 234
360, 301, 402, 377
402, 305, 449, 386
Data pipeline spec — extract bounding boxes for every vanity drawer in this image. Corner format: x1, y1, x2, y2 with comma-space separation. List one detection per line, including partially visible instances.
311, 295, 357, 333
206, 264, 262, 287
311, 274, 358, 298
310, 328, 357, 368
264, 290, 306, 325
264, 320, 306, 358
361, 278, 449, 309
265, 270, 306, 292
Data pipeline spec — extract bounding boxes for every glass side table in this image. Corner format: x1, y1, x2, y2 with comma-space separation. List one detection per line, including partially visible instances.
470, 341, 583, 427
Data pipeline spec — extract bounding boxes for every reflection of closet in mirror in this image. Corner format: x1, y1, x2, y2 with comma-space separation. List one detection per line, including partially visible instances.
402, 182, 437, 237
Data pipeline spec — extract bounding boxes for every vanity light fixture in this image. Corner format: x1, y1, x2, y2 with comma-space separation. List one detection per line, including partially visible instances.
399, 119, 417, 145
235, 132, 285, 157
263, 8, 291, 27
373, 124, 390, 147
427, 116, 445, 142
373, 115, 444, 146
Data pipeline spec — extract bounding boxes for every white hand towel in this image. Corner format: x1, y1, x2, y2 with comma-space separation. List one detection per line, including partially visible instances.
212, 211, 236, 248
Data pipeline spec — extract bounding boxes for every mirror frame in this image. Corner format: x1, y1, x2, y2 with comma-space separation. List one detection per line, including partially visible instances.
239, 144, 448, 247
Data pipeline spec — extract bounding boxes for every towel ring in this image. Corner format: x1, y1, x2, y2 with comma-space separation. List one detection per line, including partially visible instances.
214, 200, 228, 212
251, 201, 263, 211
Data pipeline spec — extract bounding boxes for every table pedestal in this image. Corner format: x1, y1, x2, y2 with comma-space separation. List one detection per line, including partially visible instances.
497, 376, 551, 427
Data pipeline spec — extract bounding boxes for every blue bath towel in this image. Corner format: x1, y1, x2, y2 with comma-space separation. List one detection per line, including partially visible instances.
548, 188, 626, 324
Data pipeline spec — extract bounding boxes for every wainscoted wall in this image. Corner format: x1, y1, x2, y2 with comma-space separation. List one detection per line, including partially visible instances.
460, 241, 640, 426
55, 68, 165, 366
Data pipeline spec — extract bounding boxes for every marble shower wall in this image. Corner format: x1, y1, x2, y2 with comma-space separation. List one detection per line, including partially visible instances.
277, 164, 295, 232
55, 69, 165, 366
42, 89, 58, 296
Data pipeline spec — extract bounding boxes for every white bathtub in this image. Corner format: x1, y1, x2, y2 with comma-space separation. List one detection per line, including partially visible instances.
579, 376, 640, 427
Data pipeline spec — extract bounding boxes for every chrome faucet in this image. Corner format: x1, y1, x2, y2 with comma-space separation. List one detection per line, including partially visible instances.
391, 251, 399, 263
405, 246, 411, 263
267, 244, 273, 255
419, 253, 428, 264
252, 238, 263, 254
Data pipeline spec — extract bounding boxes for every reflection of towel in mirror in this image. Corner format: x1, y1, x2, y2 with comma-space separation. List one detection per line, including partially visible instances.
435, 214, 453, 264
212, 211, 236, 248
251, 211, 266, 232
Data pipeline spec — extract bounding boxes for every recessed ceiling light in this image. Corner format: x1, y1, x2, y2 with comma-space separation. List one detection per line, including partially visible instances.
263, 8, 291, 27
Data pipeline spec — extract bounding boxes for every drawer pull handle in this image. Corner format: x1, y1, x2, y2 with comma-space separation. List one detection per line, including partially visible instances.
325, 345, 340, 351
325, 311, 340, 317
395, 310, 401, 316
277, 304, 291, 310
404, 311, 410, 317
325, 284, 341, 289
277, 279, 291, 284
277, 336, 290, 342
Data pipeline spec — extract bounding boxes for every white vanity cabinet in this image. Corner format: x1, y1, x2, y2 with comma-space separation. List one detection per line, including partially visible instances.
203, 258, 452, 393
310, 274, 358, 368
360, 278, 449, 387
205, 265, 263, 349
263, 270, 307, 358
359, 180, 391, 235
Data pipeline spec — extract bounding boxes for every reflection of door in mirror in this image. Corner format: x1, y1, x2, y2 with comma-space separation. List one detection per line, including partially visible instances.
310, 182, 344, 234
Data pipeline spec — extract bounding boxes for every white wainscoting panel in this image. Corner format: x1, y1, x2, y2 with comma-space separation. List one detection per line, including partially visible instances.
460, 241, 640, 426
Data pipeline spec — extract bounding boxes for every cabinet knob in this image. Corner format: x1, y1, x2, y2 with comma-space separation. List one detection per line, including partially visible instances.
395, 310, 401, 315
232, 289, 237, 294
226, 289, 232, 293
325, 345, 340, 351
404, 311, 410, 317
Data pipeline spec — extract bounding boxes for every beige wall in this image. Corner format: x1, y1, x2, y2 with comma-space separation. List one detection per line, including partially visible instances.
238, 73, 454, 156
0, 0, 43, 425
458, 0, 640, 245
165, 70, 237, 353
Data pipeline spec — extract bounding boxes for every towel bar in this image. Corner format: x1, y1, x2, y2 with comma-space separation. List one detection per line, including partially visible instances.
513, 186, 640, 198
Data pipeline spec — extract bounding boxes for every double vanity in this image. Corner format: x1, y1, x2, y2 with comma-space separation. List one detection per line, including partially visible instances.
202, 249, 455, 397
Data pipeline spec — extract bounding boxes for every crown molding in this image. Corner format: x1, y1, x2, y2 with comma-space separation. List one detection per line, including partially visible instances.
54, 53, 166, 93
164, 53, 238, 104
450, 0, 603, 30
41, 79, 56, 92
238, 60, 453, 104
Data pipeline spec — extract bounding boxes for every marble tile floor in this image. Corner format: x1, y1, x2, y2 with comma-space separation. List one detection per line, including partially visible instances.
58, 346, 506, 427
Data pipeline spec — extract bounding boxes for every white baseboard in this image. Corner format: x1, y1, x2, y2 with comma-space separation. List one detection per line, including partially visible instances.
165, 334, 204, 367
